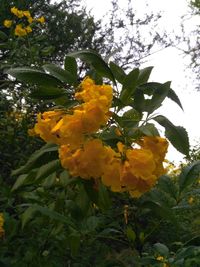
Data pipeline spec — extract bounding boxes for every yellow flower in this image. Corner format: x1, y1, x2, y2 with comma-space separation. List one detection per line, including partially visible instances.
139, 136, 168, 177
25, 25, 32, 33
101, 157, 122, 192
37, 16, 45, 24
34, 110, 65, 144
11, 7, 24, 18
3, 19, 12, 28
126, 148, 156, 180
0, 213, 5, 238
75, 77, 113, 108
14, 24, 27, 37
59, 139, 116, 179
140, 136, 168, 161
156, 256, 169, 267
23, 10, 31, 18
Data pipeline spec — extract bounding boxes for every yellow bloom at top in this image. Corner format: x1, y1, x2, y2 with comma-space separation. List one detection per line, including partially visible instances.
37, 16, 45, 24
11, 7, 24, 18
75, 77, 113, 109
3, 19, 12, 28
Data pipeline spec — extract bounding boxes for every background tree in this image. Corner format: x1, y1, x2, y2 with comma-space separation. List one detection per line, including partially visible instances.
0, 0, 169, 180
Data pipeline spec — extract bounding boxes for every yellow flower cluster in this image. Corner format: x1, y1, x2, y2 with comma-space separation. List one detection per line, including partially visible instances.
33, 77, 113, 148
0, 213, 5, 238
3, 6, 45, 37
31, 77, 168, 198
59, 136, 168, 198
101, 137, 168, 198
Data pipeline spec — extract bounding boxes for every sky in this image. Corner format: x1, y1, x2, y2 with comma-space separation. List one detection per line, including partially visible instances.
83, 0, 200, 163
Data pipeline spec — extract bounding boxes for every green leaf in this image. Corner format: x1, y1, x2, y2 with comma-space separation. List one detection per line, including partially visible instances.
157, 175, 179, 200
42, 172, 57, 188
132, 89, 146, 112
29, 86, 66, 100
12, 143, 58, 176
120, 109, 142, 128
179, 161, 200, 193
154, 242, 169, 256
11, 170, 37, 191
67, 50, 116, 83
120, 68, 139, 103
40, 45, 55, 56
137, 66, 153, 85
109, 61, 126, 84
139, 82, 183, 110
153, 115, 190, 156
21, 206, 36, 229
168, 88, 183, 110
22, 204, 74, 229
64, 56, 78, 80
36, 159, 61, 181
146, 81, 171, 114
139, 123, 160, 136
11, 174, 28, 192
43, 63, 75, 84
69, 232, 81, 257
126, 227, 136, 242
6, 67, 63, 87
0, 30, 8, 41
98, 182, 111, 210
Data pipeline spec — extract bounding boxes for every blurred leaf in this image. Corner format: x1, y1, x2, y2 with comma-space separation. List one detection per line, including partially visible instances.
40, 45, 55, 56
118, 109, 142, 128
12, 143, 58, 176
0, 30, 8, 41
11, 174, 27, 192
6, 67, 63, 87
179, 161, 200, 193
109, 61, 126, 84
145, 81, 171, 114
42, 172, 57, 188
29, 86, 66, 100
21, 206, 36, 229
137, 66, 153, 85
132, 89, 146, 112
139, 123, 160, 136
98, 182, 111, 210
64, 56, 78, 81
67, 50, 116, 83
126, 227, 136, 242
157, 175, 179, 200
43, 63, 76, 84
120, 68, 139, 103
22, 204, 74, 229
36, 159, 61, 181
11, 170, 37, 191
69, 232, 81, 257
154, 242, 169, 256
153, 115, 190, 156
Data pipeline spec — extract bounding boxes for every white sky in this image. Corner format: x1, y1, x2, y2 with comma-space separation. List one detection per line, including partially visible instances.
83, 0, 200, 163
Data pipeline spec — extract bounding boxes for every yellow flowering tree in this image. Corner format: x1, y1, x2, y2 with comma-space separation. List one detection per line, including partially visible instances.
7, 49, 190, 198
3, 50, 200, 266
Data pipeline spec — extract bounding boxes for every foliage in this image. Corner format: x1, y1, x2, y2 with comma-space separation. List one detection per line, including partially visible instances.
1, 48, 199, 266
0, 1, 200, 266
